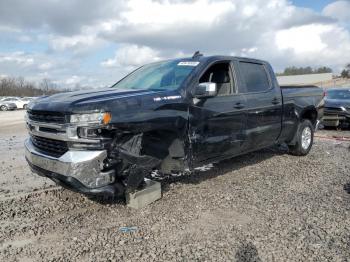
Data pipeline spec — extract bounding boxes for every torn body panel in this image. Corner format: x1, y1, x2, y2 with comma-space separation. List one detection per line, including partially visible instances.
107, 126, 189, 192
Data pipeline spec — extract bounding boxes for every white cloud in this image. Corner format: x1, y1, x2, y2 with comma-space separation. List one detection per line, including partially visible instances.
275, 24, 329, 54
18, 35, 32, 42
65, 75, 83, 86
323, 0, 350, 22
38, 62, 53, 70
99, 0, 334, 57
0, 52, 34, 66
121, 0, 235, 25
49, 33, 105, 55
1, 0, 350, 88
0, 52, 66, 74
101, 44, 161, 68
274, 23, 350, 68
0, 0, 124, 35
0, 51, 82, 84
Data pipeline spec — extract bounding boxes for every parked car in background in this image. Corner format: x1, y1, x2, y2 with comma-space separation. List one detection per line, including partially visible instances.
25, 97, 37, 101
1, 97, 29, 109
19, 97, 32, 108
322, 88, 350, 128
0, 97, 13, 101
0, 101, 17, 111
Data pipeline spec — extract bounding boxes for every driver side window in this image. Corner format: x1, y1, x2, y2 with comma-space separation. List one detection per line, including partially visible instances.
199, 62, 234, 96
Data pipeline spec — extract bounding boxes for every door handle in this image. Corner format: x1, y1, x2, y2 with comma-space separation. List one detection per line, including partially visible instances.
271, 97, 280, 105
233, 102, 245, 109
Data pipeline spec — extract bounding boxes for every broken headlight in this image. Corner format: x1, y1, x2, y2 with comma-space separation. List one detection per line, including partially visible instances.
78, 127, 102, 138
70, 112, 111, 125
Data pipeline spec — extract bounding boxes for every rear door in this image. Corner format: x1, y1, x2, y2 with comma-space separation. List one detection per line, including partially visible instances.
237, 60, 282, 151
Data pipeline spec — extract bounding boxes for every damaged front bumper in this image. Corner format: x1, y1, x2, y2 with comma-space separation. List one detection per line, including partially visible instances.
322, 113, 350, 127
322, 107, 350, 127
25, 139, 123, 196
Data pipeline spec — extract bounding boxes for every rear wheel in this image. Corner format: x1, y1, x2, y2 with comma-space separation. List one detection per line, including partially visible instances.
288, 119, 314, 156
0, 105, 8, 111
23, 104, 28, 109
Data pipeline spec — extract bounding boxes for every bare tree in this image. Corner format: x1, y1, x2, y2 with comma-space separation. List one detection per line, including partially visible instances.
0, 77, 61, 97
340, 64, 350, 79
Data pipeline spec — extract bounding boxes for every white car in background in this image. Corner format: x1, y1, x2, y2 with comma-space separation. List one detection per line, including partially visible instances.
1, 97, 30, 109
0, 101, 17, 111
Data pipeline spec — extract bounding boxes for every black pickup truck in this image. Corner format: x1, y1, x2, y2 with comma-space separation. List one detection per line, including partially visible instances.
25, 54, 324, 197
322, 88, 350, 128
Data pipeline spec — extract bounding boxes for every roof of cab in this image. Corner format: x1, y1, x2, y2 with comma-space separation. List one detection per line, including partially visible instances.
184, 55, 269, 65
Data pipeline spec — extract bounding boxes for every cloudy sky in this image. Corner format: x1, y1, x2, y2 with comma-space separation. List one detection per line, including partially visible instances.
0, 0, 349, 88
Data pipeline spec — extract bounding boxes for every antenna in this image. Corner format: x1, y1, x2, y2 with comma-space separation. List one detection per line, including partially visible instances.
192, 51, 203, 59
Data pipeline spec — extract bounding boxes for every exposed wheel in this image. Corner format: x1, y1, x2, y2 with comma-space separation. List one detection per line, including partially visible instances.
23, 104, 28, 109
0, 105, 8, 111
288, 119, 314, 156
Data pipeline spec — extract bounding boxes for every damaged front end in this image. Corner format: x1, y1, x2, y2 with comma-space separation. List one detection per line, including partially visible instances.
25, 109, 189, 197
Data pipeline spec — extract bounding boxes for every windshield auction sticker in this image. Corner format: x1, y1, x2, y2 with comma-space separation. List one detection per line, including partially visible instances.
177, 61, 200, 66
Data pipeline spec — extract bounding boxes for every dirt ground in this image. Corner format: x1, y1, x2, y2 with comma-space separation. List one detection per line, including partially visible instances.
0, 110, 350, 261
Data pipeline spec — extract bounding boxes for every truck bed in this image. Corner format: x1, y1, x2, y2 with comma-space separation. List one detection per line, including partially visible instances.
281, 85, 323, 101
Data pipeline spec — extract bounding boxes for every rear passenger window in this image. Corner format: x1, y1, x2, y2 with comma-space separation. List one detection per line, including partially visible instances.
240, 62, 270, 93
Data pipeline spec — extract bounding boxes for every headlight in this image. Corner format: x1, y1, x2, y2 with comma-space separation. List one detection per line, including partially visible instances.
70, 112, 112, 125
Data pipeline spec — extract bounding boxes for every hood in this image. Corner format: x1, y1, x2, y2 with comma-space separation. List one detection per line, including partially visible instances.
28, 88, 163, 113
324, 98, 350, 108
37, 88, 156, 103
28, 88, 182, 116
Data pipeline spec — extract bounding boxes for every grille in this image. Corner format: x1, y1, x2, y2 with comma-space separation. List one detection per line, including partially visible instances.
28, 110, 66, 124
324, 107, 344, 112
31, 135, 68, 157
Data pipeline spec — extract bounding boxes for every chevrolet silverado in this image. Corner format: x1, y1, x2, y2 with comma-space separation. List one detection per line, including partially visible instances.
25, 54, 324, 197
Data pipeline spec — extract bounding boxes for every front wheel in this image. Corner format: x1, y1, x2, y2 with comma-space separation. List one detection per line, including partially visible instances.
0, 105, 8, 111
23, 104, 28, 110
288, 119, 314, 156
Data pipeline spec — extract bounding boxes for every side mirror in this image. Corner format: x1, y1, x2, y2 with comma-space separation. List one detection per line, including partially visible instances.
193, 82, 217, 98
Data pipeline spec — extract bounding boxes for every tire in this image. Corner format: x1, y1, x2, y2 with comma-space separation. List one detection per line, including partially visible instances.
23, 104, 27, 110
0, 105, 8, 111
288, 119, 314, 156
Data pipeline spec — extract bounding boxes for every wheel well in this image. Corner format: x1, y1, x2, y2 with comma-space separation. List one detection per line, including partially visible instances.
141, 130, 187, 174
301, 108, 317, 126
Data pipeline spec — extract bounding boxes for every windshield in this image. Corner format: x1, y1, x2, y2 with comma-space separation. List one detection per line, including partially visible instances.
112, 60, 197, 90
326, 89, 350, 100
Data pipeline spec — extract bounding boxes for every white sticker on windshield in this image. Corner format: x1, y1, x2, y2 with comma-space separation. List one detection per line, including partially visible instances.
153, 95, 181, 102
177, 61, 200, 66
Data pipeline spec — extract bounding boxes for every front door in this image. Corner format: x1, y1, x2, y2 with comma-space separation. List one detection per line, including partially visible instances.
189, 61, 247, 164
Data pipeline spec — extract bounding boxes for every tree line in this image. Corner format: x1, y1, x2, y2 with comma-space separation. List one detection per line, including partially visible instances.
277, 66, 333, 76
278, 64, 350, 79
340, 64, 350, 78
0, 77, 70, 97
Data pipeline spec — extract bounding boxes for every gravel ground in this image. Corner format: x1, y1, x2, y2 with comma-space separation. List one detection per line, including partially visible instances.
0, 111, 350, 261
0, 111, 55, 198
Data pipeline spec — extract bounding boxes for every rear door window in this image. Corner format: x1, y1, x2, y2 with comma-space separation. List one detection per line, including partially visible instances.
239, 62, 271, 93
